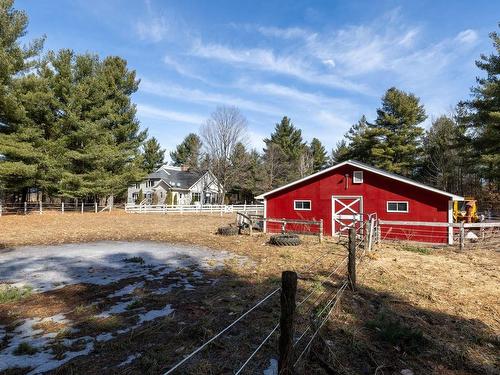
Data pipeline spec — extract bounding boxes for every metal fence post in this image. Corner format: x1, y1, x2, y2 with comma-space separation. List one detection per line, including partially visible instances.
459, 221, 465, 250
279, 271, 297, 375
319, 219, 323, 243
348, 228, 356, 290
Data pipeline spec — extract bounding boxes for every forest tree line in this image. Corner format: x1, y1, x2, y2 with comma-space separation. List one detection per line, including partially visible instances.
0, 1, 498, 207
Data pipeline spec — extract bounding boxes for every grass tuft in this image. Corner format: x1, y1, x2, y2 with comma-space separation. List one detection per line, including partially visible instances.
0, 284, 32, 303
399, 244, 432, 255
126, 300, 143, 310
366, 312, 427, 352
13, 342, 38, 356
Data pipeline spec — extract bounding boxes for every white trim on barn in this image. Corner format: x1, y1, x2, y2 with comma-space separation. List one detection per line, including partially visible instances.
255, 160, 464, 201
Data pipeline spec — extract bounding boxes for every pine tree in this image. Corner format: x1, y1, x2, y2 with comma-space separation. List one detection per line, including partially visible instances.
0, 0, 44, 200
343, 115, 376, 163
310, 138, 327, 172
142, 137, 165, 173
461, 26, 500, 186
263, 116, 307, 184
170, 133, 202, 169
330, 140, 350, 164
369, 88, 426, 176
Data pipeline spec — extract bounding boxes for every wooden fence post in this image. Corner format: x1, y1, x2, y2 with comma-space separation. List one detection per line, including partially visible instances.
459, 221, 465, 250
61, 202, 64, 214
24, 202, 27, 215
281, 219, 287, 234
279, 271, 297, 375
319, 219, 324, 243
94, 202, 98, 213
348, 228, 356, 290
81, 202, 84, 214
0, 204, 2, 216
39, 201, 42, 215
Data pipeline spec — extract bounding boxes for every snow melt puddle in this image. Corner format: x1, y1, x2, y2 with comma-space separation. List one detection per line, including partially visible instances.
0, 241, 245, 292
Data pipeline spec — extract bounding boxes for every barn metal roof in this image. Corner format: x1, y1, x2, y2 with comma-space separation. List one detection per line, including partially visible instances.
255, 160, 464, 200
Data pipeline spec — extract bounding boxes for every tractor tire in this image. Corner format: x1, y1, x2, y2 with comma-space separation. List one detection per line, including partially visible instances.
217, 226, 239, 236
269, 234, 301, 246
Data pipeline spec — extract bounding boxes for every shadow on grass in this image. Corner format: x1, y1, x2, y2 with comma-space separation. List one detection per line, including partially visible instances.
306, 284, 499, 375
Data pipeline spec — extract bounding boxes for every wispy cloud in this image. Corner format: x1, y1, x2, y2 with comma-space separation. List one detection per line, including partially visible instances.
135, 0, 169, 42
140, 78, 281, 115
190, 40, 370, 94
137, 104, 205, 125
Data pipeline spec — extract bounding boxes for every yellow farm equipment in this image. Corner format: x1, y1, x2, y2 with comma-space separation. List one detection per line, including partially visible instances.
453, 197, 479, 223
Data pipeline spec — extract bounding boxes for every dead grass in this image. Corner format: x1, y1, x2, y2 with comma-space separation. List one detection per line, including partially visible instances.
0, 212, 499, 374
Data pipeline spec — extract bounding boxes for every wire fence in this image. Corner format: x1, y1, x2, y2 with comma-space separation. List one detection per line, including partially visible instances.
161, 217, 375, 374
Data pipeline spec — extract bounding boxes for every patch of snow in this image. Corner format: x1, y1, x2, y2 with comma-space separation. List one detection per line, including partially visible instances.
96, 300, 133, 318
138, 304, 174, 324
0, 241, 246, 292
117, 352, 142, 367
108, 281, 144, 298
263, 358, 278, 375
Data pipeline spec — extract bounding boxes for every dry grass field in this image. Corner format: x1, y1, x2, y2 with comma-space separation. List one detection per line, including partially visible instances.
0, 211, 499, 375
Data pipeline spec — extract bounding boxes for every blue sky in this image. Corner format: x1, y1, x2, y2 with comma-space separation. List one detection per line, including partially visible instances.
19, 0, 499, 159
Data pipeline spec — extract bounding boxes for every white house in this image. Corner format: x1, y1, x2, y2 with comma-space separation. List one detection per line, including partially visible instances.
127, 166, 222, 205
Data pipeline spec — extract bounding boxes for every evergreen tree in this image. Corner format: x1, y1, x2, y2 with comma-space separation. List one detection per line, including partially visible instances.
343, 115, 376, 163
263, 116, 307, 185
170, 133, 202, 169
460, 26, 500, 186
0, 0, 44, 200
142, 137, 165, 173
421, 115, 465, 192
310, 137, 327, 172
330, 140, 350, 164
370, 87, 426, 176
136, 189, 143, 204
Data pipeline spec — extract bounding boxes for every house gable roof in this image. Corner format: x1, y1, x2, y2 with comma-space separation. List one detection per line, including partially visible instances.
146, 167, 209, 190
255, 160, 464, 200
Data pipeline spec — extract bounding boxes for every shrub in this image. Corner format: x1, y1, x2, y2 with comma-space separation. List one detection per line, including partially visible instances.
166, 191, 173, 205
136, 189, 144, 204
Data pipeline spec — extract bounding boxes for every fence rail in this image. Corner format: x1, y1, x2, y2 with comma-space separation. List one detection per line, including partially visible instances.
378, 219, 500, 249
124, 203, 263, 215
0, 202, 111, 216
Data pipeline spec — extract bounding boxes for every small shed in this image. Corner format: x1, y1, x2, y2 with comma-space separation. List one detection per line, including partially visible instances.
256, 160, 463, 244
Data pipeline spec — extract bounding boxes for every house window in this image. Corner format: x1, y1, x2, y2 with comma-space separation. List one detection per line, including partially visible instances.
387, 201, 408, 213
135, 183, 140, 189
353, 171, 363, 183
294, 200, 311, 210
192, 192, 201, 202
146, 180, 154, 188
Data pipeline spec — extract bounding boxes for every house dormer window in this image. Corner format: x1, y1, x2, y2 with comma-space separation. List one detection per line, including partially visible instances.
353, 171, 363, 183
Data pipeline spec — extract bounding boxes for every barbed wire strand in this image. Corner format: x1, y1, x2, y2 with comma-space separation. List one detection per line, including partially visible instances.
163, 287, 280, 375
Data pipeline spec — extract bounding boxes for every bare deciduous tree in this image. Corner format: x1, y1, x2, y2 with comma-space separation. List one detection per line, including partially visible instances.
200, 106, 248, 203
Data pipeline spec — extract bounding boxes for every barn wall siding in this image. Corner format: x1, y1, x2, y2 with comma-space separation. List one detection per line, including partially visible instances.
265, 165, 450, 243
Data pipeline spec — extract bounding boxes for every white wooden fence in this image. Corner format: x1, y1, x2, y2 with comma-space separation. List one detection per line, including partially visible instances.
124, 203, 264, 215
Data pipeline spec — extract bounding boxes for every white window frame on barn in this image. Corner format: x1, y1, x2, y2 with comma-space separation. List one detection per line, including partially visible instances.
387, 201, 409, 213
294, 200, 312, 211
353, 171, 363, 183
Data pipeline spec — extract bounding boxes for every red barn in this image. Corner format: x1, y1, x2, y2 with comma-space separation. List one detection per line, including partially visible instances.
256, 160, 463, 244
